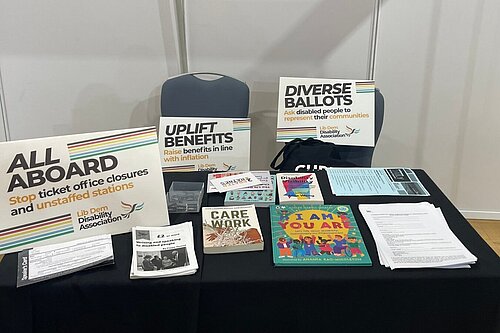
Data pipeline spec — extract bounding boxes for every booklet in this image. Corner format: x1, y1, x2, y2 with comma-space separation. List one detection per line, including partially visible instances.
17, 234, 114, 287
326, 167, 430, 196
276, 173, 324, 204
130, 222, 198, 279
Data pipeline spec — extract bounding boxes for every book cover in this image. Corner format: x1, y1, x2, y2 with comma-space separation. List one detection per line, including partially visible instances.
224, 175, 276, 207
276, 173, 324, 204
202, 205, 264, 254
270, 204, 371, 266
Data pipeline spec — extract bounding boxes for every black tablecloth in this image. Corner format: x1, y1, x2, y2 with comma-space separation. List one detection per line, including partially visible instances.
1, 170, 499, 333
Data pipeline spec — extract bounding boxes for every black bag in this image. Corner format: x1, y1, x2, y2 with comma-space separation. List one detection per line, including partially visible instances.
270, 138, 357, 171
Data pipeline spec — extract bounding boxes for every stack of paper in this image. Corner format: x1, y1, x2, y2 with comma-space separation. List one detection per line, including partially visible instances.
130, 222, 198, 279
359, 203, 477, 269
17, 234, 114, 287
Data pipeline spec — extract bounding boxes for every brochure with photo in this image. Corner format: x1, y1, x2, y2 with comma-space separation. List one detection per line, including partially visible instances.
130, 222, 198, 279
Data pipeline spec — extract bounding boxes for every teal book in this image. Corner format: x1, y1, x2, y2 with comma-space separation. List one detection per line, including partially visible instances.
224, 175, 276, 207
270, 204, 371, 266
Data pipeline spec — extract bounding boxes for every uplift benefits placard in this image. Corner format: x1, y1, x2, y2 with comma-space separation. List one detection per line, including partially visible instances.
159, 117, 251, 172
277, 77, 375, 147
0, 127, 170, 254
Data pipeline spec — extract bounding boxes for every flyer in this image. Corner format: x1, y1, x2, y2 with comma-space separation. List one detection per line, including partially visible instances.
277, 77, 375, 146
326, 168, 430, 196
206, 171, 271, 193
209, 172, 262, 193
159, 117, 251, 172
0, 127, 170, 255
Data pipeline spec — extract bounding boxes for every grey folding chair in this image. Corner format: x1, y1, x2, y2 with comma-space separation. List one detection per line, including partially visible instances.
161, 72, 249, 118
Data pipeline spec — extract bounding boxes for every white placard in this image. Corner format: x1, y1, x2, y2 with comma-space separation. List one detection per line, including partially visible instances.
159, 117, 251, 172
0, 127, 169, 255
277, 77, 375, 146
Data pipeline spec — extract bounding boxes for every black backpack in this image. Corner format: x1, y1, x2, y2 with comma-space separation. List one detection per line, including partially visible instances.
270, 138, 357, 171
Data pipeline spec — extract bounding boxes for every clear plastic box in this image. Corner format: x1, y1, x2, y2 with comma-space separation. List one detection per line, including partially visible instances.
167, 181, 204, 213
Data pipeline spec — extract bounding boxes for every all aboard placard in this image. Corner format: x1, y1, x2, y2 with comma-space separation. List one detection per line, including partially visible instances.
277, 77, 375, 147
159, 117, 250, 172
0, 127, 169, 254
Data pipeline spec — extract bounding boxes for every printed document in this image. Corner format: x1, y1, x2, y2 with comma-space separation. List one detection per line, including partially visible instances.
359, 203, 476, 269
17, 234, 114, 287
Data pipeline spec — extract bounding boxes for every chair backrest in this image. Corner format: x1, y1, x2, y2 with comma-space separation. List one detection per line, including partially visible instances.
161, 72, 249, 118
335, 88, 385, 167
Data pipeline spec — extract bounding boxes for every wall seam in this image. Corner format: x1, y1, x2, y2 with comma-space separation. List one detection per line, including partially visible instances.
0, 66, 11, 141
175, 0, 189, 73
368, 0, 381, 81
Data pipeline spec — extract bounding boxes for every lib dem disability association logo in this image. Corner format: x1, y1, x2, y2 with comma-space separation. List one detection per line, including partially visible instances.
121, 201, 144, 219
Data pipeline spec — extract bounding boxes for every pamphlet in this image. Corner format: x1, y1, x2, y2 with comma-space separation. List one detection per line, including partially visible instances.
207, 171, 271, 193
209, 172, 262, 193
17, 234, 114, 287
130, 222, 198, 279
326, 167, 429, 196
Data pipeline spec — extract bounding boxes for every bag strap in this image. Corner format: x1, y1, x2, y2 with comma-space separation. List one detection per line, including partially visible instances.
270, 138, 302, 170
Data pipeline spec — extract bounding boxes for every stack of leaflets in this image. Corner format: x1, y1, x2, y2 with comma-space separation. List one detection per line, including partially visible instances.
202, 205, 264, 254
359, 202, 477, 269
276, 173, 324, 204
224, 175, 276, 207
270, 204, 371, 266
130, 222, 198, 279
207, 171, 270, 193
17, 234, 114, 287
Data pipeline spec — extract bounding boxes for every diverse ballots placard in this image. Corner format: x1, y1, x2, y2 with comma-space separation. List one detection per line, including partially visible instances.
159, 117, 251, 172
277, 77, 375, 147
0, 127, 170, 255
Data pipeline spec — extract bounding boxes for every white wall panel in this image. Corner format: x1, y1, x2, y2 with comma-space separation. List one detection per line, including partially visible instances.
455, 0, 500, 215
0, 1, 171, 139
375, 0, 500, 217
185, 0, 375, 169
